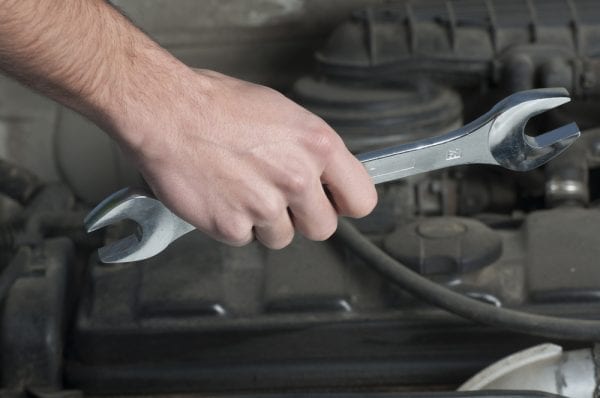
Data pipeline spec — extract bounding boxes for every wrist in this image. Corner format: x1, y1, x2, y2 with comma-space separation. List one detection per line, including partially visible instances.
58, 3, 211, 156
89, 41, 207, 155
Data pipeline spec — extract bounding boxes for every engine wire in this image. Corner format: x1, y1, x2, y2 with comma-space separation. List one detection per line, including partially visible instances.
335, 218, 600, 342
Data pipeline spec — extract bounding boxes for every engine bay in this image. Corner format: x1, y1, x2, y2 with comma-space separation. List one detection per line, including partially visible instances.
1, 1, 600, 397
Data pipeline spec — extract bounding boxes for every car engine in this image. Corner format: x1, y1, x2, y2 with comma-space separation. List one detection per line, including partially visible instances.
1, 1, 600, 397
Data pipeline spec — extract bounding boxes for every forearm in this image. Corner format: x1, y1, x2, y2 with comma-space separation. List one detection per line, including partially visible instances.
0, 0, 192, 148
0, 0, 377, 249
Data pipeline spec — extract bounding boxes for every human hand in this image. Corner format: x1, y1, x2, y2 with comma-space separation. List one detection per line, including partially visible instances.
0, 0, 375, 249
110, 68, 377, 249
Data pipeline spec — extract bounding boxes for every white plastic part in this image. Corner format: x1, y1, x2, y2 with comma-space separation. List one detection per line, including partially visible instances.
459, 343, 596, 398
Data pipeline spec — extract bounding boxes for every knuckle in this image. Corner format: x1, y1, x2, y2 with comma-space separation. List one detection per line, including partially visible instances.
255, 196, 282, 223
301, 121, 338, 157
309, 128, 336, 155
215, 215, 252, 245
283, 172, 310, 194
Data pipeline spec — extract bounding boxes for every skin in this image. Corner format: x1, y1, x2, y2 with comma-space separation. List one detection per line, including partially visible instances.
0, 0, 377, 249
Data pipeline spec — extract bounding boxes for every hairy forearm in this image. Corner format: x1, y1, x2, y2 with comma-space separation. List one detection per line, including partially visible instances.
0, 0, 378, 249
0, 0, 124, 113
0, 0, 192, 147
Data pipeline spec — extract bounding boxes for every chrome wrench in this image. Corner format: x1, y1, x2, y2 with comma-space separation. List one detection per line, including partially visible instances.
85, 88, 580, 263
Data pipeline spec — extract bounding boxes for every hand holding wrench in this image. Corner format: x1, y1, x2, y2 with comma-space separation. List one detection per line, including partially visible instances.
85, 88, 580, 263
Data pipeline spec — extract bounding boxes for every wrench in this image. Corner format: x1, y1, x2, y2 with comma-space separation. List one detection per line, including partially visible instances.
85, 88, 580, 263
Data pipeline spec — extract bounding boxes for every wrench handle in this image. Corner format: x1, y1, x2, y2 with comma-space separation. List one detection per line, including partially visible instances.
357, 124, 496, 184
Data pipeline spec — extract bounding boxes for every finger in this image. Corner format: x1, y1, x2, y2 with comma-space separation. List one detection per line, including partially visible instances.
321, 148, 377, 218
288, 181, 338, 241
254, 210, 295, 249
211, 214, 255, 247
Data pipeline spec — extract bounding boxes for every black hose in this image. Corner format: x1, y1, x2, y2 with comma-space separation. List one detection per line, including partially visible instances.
335, 218, 600, 341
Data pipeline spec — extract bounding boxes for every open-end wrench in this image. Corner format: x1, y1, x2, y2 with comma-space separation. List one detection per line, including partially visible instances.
85, 88, 580, 263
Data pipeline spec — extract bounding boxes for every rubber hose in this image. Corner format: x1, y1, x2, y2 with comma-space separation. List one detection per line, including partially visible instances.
334, 218, 600, 342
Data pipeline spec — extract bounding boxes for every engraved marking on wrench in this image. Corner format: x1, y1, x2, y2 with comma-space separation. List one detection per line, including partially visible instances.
446, 149, 462, 160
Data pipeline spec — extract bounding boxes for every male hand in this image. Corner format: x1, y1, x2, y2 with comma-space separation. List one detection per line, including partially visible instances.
120, 69, 377, 248
0, 0, 377, 249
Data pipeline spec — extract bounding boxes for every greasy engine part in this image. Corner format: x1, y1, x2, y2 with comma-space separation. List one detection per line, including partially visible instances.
382, 217, 503, 275
316, 0, 600, 97
5, 1, 600, 397
0, 183, 99, 255
545, 127, 600, 207
291, 77, 463, 152
335, 214, 600, 341
0, 240, 75, 394
0, 169, 90, 397
65, 203, 600, 395
0, 158, 42, 206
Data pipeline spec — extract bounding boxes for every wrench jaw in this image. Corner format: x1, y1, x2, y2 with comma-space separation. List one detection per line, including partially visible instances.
84, 188, 176, 263
92, 216, 175, 263
97, 234, 146, 264
487, 88, 581, 172
520, 122, 581, 170
96, 226, 174, 264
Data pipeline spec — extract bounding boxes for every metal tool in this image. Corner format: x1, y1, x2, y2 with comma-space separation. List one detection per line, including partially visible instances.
85, 87, 580, 263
